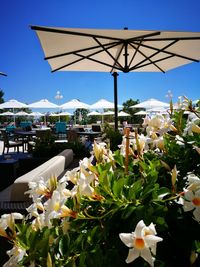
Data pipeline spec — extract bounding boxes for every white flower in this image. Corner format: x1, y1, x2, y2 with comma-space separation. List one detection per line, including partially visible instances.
183, 189, 200, 222
3, 245, 26, 267
78, 172, 95, 196
0, 213, 23, 239
119, 220, 163, 266
186, 174, 200, 192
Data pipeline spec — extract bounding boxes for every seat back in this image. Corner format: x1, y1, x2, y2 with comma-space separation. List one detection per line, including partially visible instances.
92, 125, 101, 132
55, 122, 66, 134
1, 130, 9, 145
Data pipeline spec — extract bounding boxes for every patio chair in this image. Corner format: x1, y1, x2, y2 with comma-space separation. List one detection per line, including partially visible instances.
55, 122, 67, 139
1, 130, 24, 154
92, 124, 101, 132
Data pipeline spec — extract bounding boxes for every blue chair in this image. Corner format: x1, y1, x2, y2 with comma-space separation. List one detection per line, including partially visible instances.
20, 121, 32, 130
55, 122, 67, 139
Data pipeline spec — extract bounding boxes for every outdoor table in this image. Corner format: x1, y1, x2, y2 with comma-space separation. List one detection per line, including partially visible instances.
76, 131, 101, 142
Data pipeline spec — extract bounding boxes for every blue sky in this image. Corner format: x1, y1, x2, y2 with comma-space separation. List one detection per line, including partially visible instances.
0, 0, 200, 110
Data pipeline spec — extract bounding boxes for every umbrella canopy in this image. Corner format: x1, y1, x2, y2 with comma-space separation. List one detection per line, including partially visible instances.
134, 110, 147, 115
50, 111, 72, 116
131, 98, 169, 109
102, 110, 115, 115
118, 111, 130, 117
29, 111, 43, 117
87, 111, 102, 116
28, 99, 58, 109
0, 99, 28, 109
60, 99, 89, 109
15, 111, 29, 116
0, 111, 14, 116
90, 98, 121, 110
31, 26, 200, 129
0, 99, 28, 124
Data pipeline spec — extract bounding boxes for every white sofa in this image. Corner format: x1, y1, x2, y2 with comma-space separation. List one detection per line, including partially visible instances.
0, 149, 74, 203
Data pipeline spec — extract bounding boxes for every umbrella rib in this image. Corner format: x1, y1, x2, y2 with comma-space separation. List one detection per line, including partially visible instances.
129, 43, 165, 72
128, 39, 143, 69
74, 52, 123, 72
0, 72, 7, 76
93, 37, 124, 69
52, 43, 124, 72
133, 41, 200, 62
131, 40, 179, 69
45, 40, 120, 60
31, 25, 125, 41
111, 43, 125, 73
131, 55, 174, 71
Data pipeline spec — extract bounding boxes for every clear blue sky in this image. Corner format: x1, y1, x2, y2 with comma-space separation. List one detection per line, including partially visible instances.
0, 0, 200, 110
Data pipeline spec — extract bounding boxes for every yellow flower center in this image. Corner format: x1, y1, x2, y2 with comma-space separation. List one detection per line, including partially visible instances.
134, 238, 145, 249
192, 197, 200, 206
54, 201, 60, 211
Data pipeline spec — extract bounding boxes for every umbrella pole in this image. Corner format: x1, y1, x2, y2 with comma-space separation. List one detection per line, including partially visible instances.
112, 72, 119, 131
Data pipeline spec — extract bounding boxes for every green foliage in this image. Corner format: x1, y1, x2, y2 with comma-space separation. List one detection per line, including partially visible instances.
2, 103, 200, 267
102, 123, 122, 151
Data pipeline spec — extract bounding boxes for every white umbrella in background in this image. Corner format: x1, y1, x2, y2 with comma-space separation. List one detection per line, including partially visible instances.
60, 99, 89, 109
147, 107, 168, 114
134, 110, 147, 115
28, 99, 58, 125
49, 111, 72, 117
131, 98, 169, 109
60, 99, 89, 124
118, 111, 130, 117
15, 111, 30, 116
90, 99, 122, 109
29, 111, 43, 117
0, 111, 14, 116
102, 110, 115, 116
0, 99, 28, 124
28, 99, 58, 109
87, 111, 102, 116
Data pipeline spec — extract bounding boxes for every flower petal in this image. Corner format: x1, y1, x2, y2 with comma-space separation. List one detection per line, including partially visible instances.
119, 233, 134, 248
125, 248, 140, 264
141, 248, 154, 267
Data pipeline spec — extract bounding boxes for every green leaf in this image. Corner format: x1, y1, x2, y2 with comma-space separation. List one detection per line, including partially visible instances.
113, 178, 126, 197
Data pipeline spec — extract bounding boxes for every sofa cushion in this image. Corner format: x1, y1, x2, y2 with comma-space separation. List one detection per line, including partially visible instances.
9, 149, 73, 202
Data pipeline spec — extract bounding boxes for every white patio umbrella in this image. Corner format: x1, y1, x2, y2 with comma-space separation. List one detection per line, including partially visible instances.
15, 111, 30, 116
147, 106, 168, 114
49, 111, 72, 117
131, 98, 169, 109
29, 111, 43, 117
0, 111, 14, 116
60, 99, 89, 109
134, 110, 147, 115
28, 99, 58, 124
0, 99, 28, 124
28, 99, 58, 109
0, 99, 28, 109
31, 26, 200, 130
87, 111, 102, 116
90, 99, 122, 109
118, 111, 130, 117
102, 110, 115, 115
